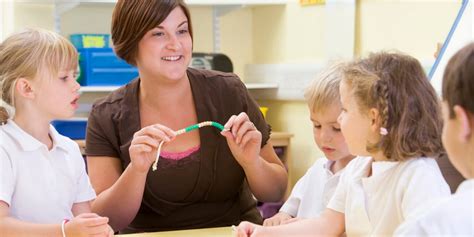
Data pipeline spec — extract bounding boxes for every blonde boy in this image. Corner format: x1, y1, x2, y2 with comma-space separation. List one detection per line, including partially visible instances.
264, 62, 355, 226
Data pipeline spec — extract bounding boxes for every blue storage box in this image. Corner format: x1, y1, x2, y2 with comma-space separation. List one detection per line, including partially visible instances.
70, 34, 110, 48
78, 48, 139, 86
51, 119, 87, 140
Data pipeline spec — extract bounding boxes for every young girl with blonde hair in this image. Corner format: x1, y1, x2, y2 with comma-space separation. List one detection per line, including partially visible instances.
236, 52, 451, 236
0, 28, 112, 237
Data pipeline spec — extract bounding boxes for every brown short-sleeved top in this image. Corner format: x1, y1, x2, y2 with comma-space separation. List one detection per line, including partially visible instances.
86, 68, 270, 233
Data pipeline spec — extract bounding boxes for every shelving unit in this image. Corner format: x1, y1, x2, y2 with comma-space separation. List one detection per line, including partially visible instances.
72, 0, 288, 5
54, 0, 288, 51
78, 83, 278, 93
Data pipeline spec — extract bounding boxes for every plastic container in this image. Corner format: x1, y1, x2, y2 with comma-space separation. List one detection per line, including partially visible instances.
70, 34, 110, 48
51, 119, 87, 140
78, 48, 139, 86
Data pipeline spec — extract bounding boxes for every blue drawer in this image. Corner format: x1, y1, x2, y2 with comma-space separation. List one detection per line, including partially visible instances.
78, 48, 139, 86
51, 119, 87, 140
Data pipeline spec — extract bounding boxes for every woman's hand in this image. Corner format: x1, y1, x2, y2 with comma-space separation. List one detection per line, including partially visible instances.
263, 212, 293, 226
128, 124, 176, 173
221, 112, 262, 168
65, 213, 110, 237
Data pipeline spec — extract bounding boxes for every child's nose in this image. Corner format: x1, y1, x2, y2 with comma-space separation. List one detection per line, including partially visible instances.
72, 79, 80, 92
321, 129, 333, 142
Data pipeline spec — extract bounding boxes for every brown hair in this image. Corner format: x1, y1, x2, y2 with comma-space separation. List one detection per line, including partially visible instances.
343, 52, 444, 161
442, 42, 474, 118
111, 0, 193, 66
304, 61, 346, 113
0, 28, 78, 124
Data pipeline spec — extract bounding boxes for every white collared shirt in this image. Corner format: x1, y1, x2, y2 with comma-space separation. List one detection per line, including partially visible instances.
280, 157, 344, 218
395, 179, 474, 236
0, 120, 96, 224
327, 156, 450, 236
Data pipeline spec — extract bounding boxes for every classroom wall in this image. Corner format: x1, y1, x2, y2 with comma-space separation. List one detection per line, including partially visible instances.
2, 0, 462, 189
251, 0, 461, 186
12, 3, 55, 32
356, 0, 462, 63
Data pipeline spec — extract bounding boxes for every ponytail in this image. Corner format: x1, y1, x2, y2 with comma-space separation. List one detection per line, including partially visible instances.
0, 106, 8, 125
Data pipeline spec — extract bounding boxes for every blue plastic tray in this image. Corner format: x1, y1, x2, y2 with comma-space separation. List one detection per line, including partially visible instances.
51, 119, 87, 140
78, 48, 138, 86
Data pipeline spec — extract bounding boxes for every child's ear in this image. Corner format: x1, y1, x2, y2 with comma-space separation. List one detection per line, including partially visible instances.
453, 105, 472, 142
368, 108, 381, 133
15, 78, 36, 99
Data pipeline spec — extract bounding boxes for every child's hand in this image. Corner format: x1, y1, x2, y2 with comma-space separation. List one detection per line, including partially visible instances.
106, 224, 114, 236
65, 213, 110, 237
281, 217, 301, 225
263, 212, 293, 226
222, 112, 262, 167
234, 221, 266, 237
128, 124, 176, 173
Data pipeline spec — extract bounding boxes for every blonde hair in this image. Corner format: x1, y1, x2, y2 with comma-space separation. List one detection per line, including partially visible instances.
343, 52, 444, 161
304, 61, 346, 113
0, 28, 78, 124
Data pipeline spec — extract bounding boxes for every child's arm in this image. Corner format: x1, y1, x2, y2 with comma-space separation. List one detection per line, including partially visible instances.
236, 208, 345, 237
71, 201, 94, 216
0, 201, 63, 236
263, 212, 294, 226
71, 201, 115, 236
0, 201, 111, 237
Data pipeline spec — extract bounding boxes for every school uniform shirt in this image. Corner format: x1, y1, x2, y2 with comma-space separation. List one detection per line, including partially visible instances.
280, 157, 343, 218
327, 156, 450, 236
395, 179, 474, 236
0, 119, 96, 223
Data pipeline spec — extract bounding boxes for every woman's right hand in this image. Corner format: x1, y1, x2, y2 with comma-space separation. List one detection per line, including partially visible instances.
262, 212, 293, 226
128, 124, 176, 173
65, 213, 111, 237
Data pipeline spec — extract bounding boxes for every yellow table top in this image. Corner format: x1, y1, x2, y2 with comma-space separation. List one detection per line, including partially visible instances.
116, 226, 234, 236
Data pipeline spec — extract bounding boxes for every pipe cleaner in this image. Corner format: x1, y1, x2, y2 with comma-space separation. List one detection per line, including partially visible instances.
152, 121, 228, 171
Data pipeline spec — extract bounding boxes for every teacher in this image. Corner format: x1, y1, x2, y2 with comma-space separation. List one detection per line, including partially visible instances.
85, 0, 287, 233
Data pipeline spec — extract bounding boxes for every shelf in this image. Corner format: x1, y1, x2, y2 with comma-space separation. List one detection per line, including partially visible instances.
79, 86, 119, 92
74, 0, 288, 5
185, 0, 288, 5
79, 83, 278, 93
245, 83, 278, 89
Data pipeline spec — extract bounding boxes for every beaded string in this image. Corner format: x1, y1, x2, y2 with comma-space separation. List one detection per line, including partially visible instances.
152, 121, 228, 171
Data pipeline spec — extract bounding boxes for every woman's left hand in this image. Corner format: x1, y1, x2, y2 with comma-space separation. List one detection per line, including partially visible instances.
221, 112, 262, 167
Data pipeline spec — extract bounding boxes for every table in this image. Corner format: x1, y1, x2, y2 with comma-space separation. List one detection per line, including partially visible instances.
116, 226, 233, 236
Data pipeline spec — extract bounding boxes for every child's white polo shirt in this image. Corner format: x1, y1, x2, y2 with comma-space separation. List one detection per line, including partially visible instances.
395, 179, 474, 236
327, 156, 450, 236
280, 157, 344, 218
0, 120, 96, 224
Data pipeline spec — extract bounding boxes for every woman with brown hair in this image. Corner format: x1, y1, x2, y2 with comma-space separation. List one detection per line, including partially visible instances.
85, 0, 287, 233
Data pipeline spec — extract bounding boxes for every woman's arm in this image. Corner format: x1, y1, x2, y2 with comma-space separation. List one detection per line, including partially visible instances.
88, 123, 176, 231
236, 208, 345, 237
87, 156, 148, 231
244, 142, 288, 202
222, 112, 287, 202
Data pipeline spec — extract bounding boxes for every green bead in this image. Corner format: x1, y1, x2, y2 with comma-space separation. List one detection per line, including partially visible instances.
185, 124, 200, 132
211, 122, 225, 131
